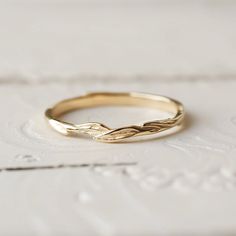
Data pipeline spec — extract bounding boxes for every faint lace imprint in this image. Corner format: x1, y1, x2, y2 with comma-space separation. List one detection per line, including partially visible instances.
15, 154, 41, 163
122, 166, 236, 192
90, 166, 236, 192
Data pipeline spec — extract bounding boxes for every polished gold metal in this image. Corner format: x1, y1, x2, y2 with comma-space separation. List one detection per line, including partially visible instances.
45, 92, 184, 143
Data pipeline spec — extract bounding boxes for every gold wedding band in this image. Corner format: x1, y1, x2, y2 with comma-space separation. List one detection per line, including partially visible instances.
45, 92, 184, 143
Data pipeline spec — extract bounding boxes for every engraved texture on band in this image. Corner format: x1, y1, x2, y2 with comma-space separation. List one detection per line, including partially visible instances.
45, 92, 185, 142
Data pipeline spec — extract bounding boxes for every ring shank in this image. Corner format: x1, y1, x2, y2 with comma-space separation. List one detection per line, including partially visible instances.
45, 92, 184, 142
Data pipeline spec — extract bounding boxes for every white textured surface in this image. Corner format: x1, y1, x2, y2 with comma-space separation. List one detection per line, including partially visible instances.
1, 1, 236, 235
0, 0, 236, 80
1, 79, 236, 235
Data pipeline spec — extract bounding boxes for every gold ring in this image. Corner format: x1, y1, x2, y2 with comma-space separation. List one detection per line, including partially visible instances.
45, 92, 185, 143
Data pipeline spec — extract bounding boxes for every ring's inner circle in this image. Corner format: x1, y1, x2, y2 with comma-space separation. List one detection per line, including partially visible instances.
62, 106, 173, 127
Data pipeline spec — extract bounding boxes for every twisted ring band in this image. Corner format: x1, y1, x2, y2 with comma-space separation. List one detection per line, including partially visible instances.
45, 92, 184, 143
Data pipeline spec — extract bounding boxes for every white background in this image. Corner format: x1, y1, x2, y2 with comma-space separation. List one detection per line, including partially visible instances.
0, 1, 236, 235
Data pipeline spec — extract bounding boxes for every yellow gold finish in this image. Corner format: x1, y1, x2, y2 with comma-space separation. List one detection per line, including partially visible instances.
45, 92, 185, 142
